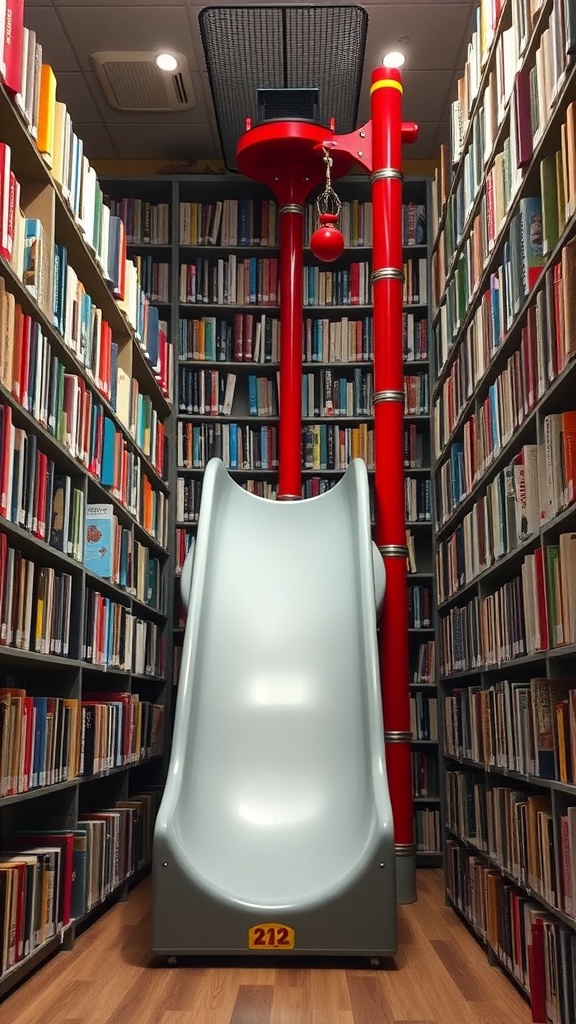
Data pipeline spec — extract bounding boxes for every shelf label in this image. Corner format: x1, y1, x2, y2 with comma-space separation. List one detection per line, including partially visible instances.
248, 922, 295, 950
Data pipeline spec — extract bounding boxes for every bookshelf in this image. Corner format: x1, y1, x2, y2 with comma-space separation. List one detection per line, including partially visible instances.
0, 20, 172, 998
432, 0, 576, 1017
100, 171, 439, 866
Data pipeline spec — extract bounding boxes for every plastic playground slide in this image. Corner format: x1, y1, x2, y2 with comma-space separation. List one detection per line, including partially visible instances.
152, 457, 396, 958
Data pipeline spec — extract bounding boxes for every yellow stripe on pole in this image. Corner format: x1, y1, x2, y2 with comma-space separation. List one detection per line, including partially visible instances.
370, 79, 403, 95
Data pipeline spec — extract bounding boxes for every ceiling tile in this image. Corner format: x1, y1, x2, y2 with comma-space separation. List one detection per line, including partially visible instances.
105, 121, 219, 160
357, 69, 454, 126
400, 121, 442, 160
24, 8, 81, 72
83, 70, 210, 125
363, 3, 474, 71
53, 72, 103, 123
57, 6, 199, 72
432, 120, 451, 154
75, 122, 118, 161
56, 0, 176, 4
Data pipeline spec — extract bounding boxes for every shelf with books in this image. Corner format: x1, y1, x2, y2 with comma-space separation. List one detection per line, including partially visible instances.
433, 38, 576, 399
433, 0, 576, 1015
431, 0, 555, 305
0, 12, 173, 995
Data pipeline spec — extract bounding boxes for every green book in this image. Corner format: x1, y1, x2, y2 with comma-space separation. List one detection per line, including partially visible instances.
540, 153, 560, 255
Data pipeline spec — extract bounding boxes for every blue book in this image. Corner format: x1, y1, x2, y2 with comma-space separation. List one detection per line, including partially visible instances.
32, 696, 48, 788
239, 199, 250, 245
84, 504, 115, 580
119, 528, 130, 589
72, 134, 83, 219
101, 418, 116, 486
229, 424, 238, 469
249, 258, 257, 303
248, 375, 257, 416
52, 243, 68, 334
107, 216, 122, 293
146, 304, 159, 367
110, 342, 119, 411
23, 219, 44, 302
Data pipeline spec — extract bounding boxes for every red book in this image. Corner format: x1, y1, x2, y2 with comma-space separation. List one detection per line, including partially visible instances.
0, 141, 11, 260
527, 914, 548, 1023
6, 170, 18, 263
34, 450, 48, 540
1, 1, 23, 96
233, 313, 244, 361
534, 547, 550, 651
21, 694, 34, 790
0, 532, 7, 633
514, 68, 533, 169
19, 312, 32, 410
243, 313, 254, 361
553, 261, 565, 374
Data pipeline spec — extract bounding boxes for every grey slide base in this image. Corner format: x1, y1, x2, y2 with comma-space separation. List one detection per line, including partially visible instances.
153, 458, 397, 958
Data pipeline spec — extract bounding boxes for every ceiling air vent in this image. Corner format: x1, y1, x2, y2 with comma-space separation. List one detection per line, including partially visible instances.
90, 51, 195, 111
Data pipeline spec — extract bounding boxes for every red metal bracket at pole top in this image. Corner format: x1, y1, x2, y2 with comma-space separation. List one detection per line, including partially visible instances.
318, 119, 419, 175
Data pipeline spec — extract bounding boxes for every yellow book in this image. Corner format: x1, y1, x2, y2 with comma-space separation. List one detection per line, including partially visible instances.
0, 280, 15, 389
37, 65, 57, 168
51, 100, 67, 187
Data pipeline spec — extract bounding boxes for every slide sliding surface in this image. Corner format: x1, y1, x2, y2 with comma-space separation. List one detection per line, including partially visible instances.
152, 458, 396, 958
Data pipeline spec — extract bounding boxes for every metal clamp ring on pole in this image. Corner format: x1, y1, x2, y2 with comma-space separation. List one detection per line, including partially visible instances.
370, 168, 404, 183
373, 390, 404, 404
277, 494, 302, 501
378, 544, 409, 557
395, 843, 417, 856
384, 730, 412, 742
279, 204, 304, 215
372, 267, 405, 284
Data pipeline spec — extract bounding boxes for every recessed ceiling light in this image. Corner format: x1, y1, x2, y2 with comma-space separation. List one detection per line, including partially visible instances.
382, 51, 405, 68
155, 52, 178, 72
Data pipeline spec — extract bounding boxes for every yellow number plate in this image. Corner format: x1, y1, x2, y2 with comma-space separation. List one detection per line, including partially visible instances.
248, 922, 295, 950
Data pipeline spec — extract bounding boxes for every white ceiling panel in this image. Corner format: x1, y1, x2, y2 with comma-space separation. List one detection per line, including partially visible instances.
74, 123, 118, 160
357, 69, 455, 125
53, 72, 103, 123
401, 121, 443, 161
364, 3, 473, 71
56, 7, 200, 73
84, 71, 211, 125
57, 0, 180, 4
24, 8, 81, 72
106, 120, 219, 160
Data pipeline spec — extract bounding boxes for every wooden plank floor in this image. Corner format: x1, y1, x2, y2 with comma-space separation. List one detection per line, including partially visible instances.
1, 870, 531, 1024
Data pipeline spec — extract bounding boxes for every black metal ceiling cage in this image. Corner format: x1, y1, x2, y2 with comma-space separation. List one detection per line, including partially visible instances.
199, 5, 369, 171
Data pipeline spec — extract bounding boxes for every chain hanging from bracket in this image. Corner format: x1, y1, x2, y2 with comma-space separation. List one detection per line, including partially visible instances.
316, 147, 342, 219
310, 147, 345, 263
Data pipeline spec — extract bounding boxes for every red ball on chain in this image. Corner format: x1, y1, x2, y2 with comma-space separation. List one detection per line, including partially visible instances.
310, 212, 345, 263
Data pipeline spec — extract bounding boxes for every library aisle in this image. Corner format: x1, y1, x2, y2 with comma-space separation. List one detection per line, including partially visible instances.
0, 871, 529, 1024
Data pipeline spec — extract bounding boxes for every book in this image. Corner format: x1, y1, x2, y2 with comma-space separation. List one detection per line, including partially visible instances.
83, 503, 114, 580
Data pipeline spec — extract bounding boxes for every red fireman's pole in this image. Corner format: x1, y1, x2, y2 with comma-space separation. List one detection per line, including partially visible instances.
371, 65, 415, 904
277, 204, 304, 499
